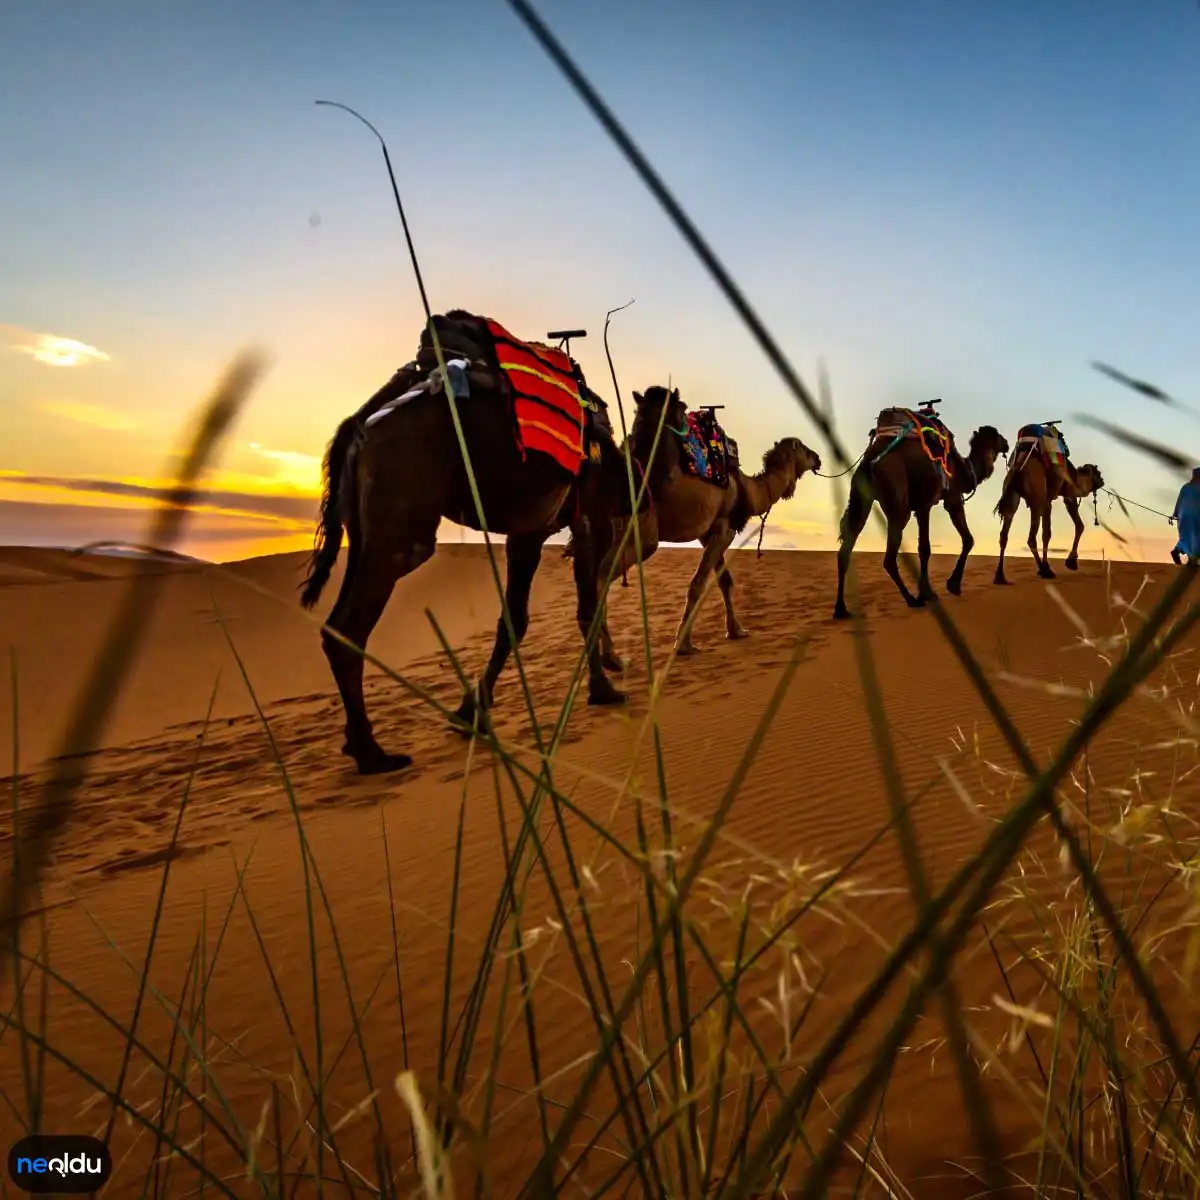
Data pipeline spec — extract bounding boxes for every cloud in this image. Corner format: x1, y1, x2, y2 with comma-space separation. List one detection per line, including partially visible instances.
1, 324, 112, 368
0, 471, 317, 526
246, 442, 323, 492
0, 498, 311, 561
36, 400, 141, 432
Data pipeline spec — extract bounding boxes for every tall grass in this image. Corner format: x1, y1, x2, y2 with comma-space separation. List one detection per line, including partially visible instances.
3, 4, 1199, 1194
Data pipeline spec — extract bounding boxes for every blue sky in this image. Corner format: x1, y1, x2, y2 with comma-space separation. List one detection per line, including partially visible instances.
1, 0, 1197, 560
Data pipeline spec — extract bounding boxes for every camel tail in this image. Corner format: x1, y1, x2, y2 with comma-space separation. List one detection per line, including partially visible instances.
838, 466, 872, 545
992, 462, 1019, 516
299, 414, 360, 610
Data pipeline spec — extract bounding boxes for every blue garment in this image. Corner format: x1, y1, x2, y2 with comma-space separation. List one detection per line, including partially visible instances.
1173, 480, 1200, 558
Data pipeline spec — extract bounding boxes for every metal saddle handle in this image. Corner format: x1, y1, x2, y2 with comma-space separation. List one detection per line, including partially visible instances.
547, 328, 587, 357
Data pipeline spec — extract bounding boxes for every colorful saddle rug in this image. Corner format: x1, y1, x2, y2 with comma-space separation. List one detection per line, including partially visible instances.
485, 318, 587, 475
407, 310, 592, 477
870, 407, 955, 487
1015, 422, 1070, 474
679, 408, 739, 489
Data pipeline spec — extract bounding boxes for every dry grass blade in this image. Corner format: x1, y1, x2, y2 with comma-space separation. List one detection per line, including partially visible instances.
503, 0, 851, 470
731, 563, 1200, 1198
0, 350, 268, 986
1073, 413, 1194, 475
1092, 360, 1200, 418
1100, 519, 1129, 545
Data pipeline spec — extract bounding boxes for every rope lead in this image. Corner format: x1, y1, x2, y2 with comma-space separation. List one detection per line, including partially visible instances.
757, 507, 772, 558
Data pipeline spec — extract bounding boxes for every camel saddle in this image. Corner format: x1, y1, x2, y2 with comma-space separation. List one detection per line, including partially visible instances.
679, 408, 740, 489
1014, 422, 1070, 479
869, 407, 955, 485
410, 309, 616, 472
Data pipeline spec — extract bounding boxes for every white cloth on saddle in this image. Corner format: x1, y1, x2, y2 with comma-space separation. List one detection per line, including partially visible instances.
364, 357, 471, 428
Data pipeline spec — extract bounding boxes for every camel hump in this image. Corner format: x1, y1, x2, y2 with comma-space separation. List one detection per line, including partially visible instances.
870, 406, 956, 487
1015, 422, 1071, 474
416, 311, 493, 369
873, 407, 954, 443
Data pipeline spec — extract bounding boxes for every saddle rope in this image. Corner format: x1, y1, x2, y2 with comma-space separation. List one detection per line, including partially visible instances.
813, 449, 865, 478
756, 506, 772, 557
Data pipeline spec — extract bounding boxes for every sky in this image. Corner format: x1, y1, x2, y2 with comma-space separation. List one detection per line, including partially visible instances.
2, 0, 1198, 564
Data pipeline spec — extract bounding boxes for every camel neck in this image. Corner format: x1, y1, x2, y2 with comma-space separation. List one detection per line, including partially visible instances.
960, 451, 987, 492
753, 464, 796, 510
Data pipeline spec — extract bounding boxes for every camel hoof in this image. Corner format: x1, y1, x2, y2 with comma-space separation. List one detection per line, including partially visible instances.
343, 743, 414, 776
361, 752, 414, 776
993, 573, 1009, 586
1064, 558, 1079, 572
1039, 568, 1056, 580
833, 605, 852, 621
600, 652, 625, 673
945, 579, 962, 597
674, 642, 699, 656
588, 681, 627, 707
906, 597, 926, 609
449, 694, 491, 738
727, 627, 750, 641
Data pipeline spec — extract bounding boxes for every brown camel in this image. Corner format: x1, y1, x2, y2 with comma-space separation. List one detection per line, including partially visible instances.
574, 386, 822, 657
833, 405, 1009, 619
993, 426, 1104, 584
299, 311, 639, 775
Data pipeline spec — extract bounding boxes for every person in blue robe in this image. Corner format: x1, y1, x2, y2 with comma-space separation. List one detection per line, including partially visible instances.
1170, 468, 1200, 564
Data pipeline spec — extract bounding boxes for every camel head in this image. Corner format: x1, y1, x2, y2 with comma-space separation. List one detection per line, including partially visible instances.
1074, 464, 1105, 496
762, 437, 823, 500
631, 385, 687, 436
966, 425, 1009, 480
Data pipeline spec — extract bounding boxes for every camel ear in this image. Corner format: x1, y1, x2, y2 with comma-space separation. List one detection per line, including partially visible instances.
632, 391, 643, 403
670, 388, 680, 402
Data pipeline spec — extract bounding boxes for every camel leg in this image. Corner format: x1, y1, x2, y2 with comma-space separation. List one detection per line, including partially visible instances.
915, 506, 937, 602
716, 555, 749, 640
994, 493, 1018, 585
944, 496, 975, 596
675, 523, 734, 655
1063, 498, 1084, 570
324, 539, 433, 775
1036, 505, 1055, 579
451, 532, 547, 733
595, 539, 627, 674
595, 512, 658, 673
833, 468, 875, 620
882, 511, 923, 609
1026, 503, 1054, 578
598, 611, 623, 674
570, 512, 627, 706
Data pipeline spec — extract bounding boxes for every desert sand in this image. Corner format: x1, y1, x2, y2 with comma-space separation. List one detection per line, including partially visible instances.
1, 542, 1196, 1197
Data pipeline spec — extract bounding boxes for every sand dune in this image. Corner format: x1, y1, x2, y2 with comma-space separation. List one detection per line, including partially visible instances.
1, 542, 1195, 1196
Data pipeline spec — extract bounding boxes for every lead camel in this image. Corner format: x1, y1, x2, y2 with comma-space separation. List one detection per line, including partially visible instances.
299, 311, 640, 774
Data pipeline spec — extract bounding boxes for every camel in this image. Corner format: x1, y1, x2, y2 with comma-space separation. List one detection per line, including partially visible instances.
298, 311, 640, 775
564, 386, 822, 657
833, 404, 1009, 619
993, 425, 1104, 583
